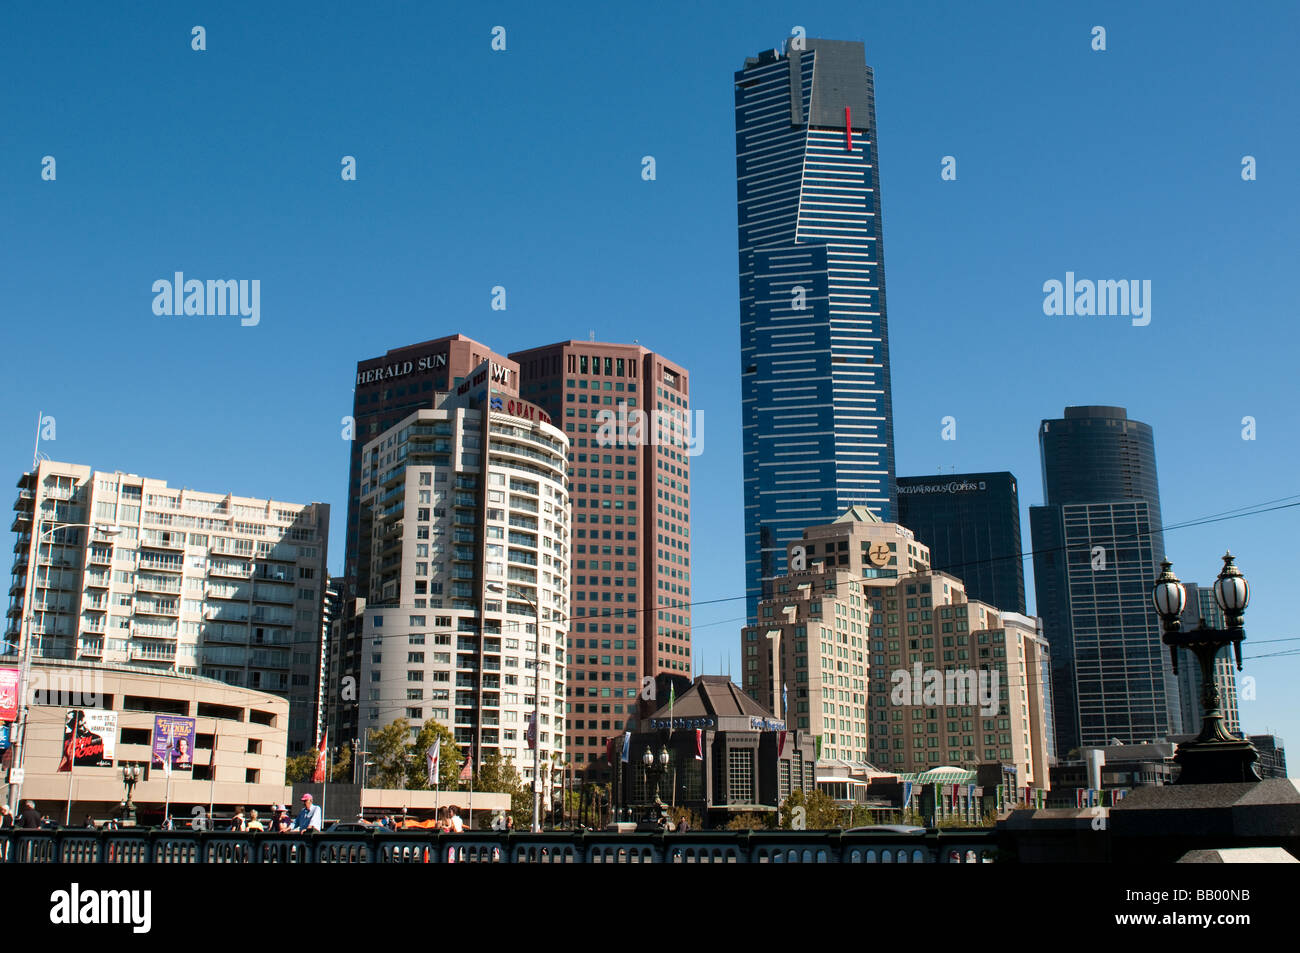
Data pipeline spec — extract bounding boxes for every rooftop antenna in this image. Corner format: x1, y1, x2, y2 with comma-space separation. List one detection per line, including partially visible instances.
588, 330, 596, 342
32, 411, 43, 470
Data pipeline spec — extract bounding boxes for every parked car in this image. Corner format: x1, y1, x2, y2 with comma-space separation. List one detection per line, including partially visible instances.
324, 821, 373, 833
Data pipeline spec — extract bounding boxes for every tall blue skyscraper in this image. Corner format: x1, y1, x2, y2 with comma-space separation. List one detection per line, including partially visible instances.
735, 38, 897, 621
1030, 406, 1181, 753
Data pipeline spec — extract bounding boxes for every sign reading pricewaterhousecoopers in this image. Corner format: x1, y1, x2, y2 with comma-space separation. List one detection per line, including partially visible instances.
897, 480, 987, 495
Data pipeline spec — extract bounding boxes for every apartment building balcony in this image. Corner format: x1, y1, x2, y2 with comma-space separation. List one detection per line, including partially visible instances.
453, 493, 476, 508
209, 561, 253, 579
77, 637, 104, 657
11, 512, 31, 533
80, 620, 107, 635
128, 642, 177, 663
135, 601, 180, 617
508, 550, 538, 566
141, 533, 186, 551
139, 554, 183, 573
135, 575, 181, 594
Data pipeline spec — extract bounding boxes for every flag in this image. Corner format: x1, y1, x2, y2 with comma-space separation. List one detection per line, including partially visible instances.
620, 731, 630, 763
693, 728, 703, 761
815, 735, 823, 760
902, 781, 913, 810
426, 738, 440, 787
950, 783, 959, 809
459, 746, 472, 781
1076, 788, 1084, 809
668, 682, 675, 737
777, 730, 787, 758
312, 731, 328, 784
782, 682, 787, 719
605, 737, 617, 765
967, 783, 976, 812
526, 711, 537, 750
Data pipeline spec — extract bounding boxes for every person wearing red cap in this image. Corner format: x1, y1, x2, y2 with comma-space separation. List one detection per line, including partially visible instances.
293, 793, 322, 832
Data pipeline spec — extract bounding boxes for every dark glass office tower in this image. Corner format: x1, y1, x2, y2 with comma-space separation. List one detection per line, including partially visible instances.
736, 38, 897, 622
1029, 406, 1180, 753
897, 472, 1026, 614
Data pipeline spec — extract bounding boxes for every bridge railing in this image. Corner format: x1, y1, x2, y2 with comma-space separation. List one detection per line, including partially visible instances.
0, 828, 999, 864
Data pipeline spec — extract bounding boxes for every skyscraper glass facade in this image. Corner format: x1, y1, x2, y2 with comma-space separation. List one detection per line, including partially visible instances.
1030, 406, 1179, 752
736, 38, 897, 622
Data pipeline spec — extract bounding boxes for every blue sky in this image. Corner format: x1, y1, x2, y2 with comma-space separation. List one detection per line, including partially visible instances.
3, 2, 1297, 761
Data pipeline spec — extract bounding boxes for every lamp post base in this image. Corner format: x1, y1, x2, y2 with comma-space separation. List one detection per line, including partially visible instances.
1173, 738, 1261, 785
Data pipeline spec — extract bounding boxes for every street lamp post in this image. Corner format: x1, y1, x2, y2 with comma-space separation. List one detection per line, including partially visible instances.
1152, 552, 1261, 785
7, 521, 120, 812
120, 764, 141, 826
487, 582, 544, 831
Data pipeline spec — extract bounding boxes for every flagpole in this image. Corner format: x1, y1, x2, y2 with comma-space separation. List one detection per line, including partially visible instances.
164, 727, 173, 827
64, 711, 77, 826
207, 722, 216, 823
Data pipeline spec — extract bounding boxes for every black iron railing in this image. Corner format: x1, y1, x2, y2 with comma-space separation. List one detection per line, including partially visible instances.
0, 829, 999, 864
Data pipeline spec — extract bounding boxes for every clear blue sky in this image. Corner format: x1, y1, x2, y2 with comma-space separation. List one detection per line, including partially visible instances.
3, 2, 1297, 763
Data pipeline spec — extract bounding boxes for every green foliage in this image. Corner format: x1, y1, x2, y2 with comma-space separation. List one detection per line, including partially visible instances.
725, 812, 774, 831
365, 718, 462, 790
847, 804, 877, 828
668, 805, 700, 831
779, 789, 843, 830
473, 750, 532, 828
285, 741, 353, 784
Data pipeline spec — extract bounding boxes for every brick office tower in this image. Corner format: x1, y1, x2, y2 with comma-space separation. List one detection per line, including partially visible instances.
512, 341, 694, 782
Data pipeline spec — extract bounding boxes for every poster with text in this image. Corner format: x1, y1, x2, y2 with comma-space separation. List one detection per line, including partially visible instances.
151, 714, 196, 771
57, 708, 117, 770
0, 667, 19, 721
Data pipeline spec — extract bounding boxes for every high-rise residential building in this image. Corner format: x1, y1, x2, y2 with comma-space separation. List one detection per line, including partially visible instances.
896, 472, 1027, 615
511, 340, 693, 779
1175, 582, 1241, 738
6, 461, 329, 754
1029, 406, 1179, 754
735, 38, 898, 622
355, 362, 569, 791
344, 334, 517, 596
742, 508, 1051, 788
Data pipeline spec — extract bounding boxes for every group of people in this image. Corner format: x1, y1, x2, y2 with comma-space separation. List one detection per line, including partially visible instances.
227, 793, 322, 832
0, 802, 46, 829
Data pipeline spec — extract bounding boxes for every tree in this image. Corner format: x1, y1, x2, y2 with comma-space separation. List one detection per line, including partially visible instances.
365, 718, 463, 790
285, 741, 353, 784
725, 812, 773, 831
779, 789, 843, 829
474, 750, 531, 828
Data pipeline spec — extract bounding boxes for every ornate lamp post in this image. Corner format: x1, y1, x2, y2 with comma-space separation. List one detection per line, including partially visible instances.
1151, 553, 1260, 784
120, 764, 142, 827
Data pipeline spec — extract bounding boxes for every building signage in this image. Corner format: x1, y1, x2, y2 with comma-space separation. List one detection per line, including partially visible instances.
649, 716, 715, 731
749, 717, 786, 731
0, 667, 20, 721
356, 353, 447, 387
897, 480, 987, 495
502, 398, 551, 426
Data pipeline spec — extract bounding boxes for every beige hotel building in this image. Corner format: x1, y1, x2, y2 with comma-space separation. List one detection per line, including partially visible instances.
744, 507, 1051, 790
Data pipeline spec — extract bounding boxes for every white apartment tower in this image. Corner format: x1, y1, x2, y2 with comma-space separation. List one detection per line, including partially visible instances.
357, 361, 569, 792
5, 461, 330, 753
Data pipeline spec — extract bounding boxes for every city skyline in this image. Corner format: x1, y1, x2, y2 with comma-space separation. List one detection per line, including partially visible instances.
4, 2, 1298, 757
